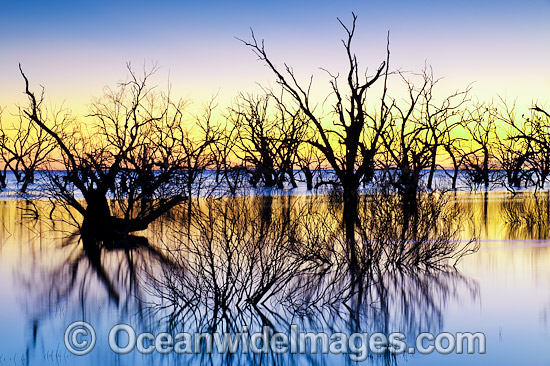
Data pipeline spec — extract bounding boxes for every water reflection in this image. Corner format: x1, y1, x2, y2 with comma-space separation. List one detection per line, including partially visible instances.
4, 192, 480, 365
17, 235, 167, 354
145, 192, 479, 365
501, 191, 550, 240
9, 204, 180, 360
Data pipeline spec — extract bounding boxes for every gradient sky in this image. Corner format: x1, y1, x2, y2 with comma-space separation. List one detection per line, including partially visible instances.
1, 0, 549, 117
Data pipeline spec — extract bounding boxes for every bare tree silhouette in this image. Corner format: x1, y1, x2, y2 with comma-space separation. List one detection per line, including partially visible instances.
229, 93, 307, 189
460, 102, 499, 189
240, 13, 390, 199
296, 136, 326, 190
502, 103, 550, 188
378, 68, 468, 214
0, 103, 56, 192
18, 64, 210, 244
528, 105, 550, 187
420, 69, 470, 190
492, 102, 533, 189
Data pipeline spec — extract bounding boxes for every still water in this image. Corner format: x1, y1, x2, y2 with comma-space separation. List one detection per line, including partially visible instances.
0, 192, 549, 365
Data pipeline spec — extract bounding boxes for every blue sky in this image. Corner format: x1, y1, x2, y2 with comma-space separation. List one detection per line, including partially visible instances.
1, 0, 549, 113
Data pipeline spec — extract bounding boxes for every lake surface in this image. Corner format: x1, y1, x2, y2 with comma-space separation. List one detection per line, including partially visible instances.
0, 192, 549, 365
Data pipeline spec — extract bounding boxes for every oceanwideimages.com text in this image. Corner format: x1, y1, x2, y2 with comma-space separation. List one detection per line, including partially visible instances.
65, 321, 486, 361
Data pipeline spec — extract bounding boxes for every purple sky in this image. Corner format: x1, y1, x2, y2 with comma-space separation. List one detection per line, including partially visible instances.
1, 0, 549, 115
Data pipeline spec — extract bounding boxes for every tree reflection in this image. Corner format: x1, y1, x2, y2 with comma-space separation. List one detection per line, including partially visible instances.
12, 207, 178, 356
8, 191, 479, 365
501, 191, 550, 239
144, 192, 478, 365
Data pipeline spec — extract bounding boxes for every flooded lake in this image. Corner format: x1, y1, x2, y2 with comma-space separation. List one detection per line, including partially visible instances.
0, 191, 549, 365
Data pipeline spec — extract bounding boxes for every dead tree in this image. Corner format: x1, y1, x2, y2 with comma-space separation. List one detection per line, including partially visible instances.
296, 136, 326, 190
379, 71, 432, 201
0, 108, 11, 189
229, 93, 306, 189
440, 134, 468, 191
240, 13, 392, 273
529, 105, 550, 187
19, 64, 195, 244
460, 102, 498, 189
491, 101, 534, 189
380, 68, 469, 195
503, 104, 550, 188
0, 103, 56, 192
420, 68, 470, 190
174, 99, 221, 199
211, 120, 249, 195
240, 13, 390, 199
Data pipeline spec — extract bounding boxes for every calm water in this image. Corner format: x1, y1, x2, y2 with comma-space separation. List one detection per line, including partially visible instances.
0, 192, 549, 365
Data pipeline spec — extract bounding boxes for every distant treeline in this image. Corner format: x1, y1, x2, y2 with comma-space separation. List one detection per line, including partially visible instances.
1, 66, 548, 197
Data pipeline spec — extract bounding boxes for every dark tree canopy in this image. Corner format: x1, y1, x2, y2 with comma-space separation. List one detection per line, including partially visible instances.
19, 64, 216, 244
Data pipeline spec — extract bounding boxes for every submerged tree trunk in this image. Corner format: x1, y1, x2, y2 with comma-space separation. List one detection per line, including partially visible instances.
20, 170, 34, 193
288, 171, 298, 188
302, 167, 313, 190
483, 148, 490, 188
80, 191, 115, 240
342, 189, 359, 275
426, 146, 438, 190
0, 172, 6, 190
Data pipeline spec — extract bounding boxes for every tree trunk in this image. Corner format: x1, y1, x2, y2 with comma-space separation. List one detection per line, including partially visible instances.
483, 148, 490, 188
426, 145, 438, 190
302, 167, 313, 190
342, 190, 359, 274
80, 191, 116, 241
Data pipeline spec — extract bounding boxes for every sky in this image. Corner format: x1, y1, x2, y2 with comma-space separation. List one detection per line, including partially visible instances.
0, 0, 549, 117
